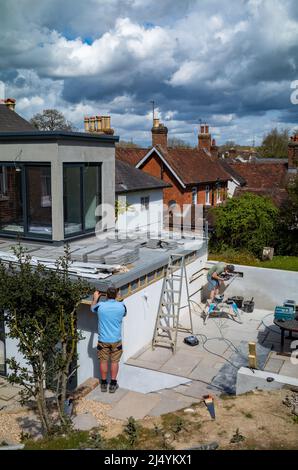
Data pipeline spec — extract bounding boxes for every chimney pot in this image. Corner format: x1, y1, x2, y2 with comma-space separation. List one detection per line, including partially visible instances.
84, 117, 89, 132
198, 123, 211, 152
95, 115, 102, 131
89, 116, 96, 132
153, 118, 160, 128
4, 98, 16, 111
151, 119, 168, 148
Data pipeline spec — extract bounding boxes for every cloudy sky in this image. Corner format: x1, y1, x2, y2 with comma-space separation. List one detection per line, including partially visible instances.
1, 0, 298, 146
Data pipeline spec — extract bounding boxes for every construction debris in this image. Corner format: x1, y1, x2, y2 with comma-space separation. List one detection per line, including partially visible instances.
203, 395, 216, 419
282, 392, 298, 416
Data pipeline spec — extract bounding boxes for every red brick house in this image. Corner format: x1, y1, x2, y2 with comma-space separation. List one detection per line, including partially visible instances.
219, 132, 298, 206
116, 121, 230, 209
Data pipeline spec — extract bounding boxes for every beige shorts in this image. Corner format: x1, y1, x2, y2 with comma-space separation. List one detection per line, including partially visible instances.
97, 341, 123, 363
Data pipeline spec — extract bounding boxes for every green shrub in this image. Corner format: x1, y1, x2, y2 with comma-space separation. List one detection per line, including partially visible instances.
209, 193, 279, 257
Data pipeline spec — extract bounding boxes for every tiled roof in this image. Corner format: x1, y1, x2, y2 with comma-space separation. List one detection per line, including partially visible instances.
234, 187, 288, 206
115, 160, 171, 193
0, 104, 35, 132
230, 161, 289, 206
218, 159, 246, 186
228, 161, 288, 190
116, 145, 231, 185
116, 147, 149, 166
154, 146, 231, 185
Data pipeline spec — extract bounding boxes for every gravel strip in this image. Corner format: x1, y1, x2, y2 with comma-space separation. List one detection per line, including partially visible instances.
74, 398, 122, 427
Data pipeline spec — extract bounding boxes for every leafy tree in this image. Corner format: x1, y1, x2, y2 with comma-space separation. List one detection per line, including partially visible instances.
276, 176, 298, 255
168, 137, 192, 148
258, 128, 289, 158
116, 140, 140, 148
0, 245, 91, 435
219, 141, 237, 153
209, 193, 278, 257
30, 109, 75, 131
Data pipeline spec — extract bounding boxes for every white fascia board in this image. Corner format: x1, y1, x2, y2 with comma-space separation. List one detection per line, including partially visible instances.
136, 147, 186, 189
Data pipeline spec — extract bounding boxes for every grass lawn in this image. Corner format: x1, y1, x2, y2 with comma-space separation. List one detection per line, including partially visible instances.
208, 252, 298, 272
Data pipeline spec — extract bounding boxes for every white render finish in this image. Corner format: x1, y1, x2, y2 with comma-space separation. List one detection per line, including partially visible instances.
116, 189, 163, 235
76, 253, 207, 385
236, 367, 298, 395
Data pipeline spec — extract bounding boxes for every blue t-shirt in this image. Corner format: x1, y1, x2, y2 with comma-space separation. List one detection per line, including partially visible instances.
91, 299, 127, 343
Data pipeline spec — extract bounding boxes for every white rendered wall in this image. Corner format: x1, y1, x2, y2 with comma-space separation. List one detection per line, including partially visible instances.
76, 252, 207, 385
5, 326, 30, 375
4, 253, 207, 386
116, 189, 163, 235
207, 262, 298, 309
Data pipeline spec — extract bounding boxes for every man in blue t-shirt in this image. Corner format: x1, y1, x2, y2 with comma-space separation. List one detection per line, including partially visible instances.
91, 286, 127, 393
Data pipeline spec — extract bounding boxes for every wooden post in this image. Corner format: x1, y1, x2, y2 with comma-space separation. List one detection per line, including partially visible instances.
248, 342, 257, 369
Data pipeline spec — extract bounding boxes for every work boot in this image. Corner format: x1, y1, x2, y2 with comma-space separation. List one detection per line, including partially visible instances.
101, 379, 108, 392
109, 380, 119, 393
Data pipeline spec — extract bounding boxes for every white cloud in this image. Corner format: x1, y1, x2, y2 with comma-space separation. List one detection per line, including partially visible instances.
1, 0, 297, 146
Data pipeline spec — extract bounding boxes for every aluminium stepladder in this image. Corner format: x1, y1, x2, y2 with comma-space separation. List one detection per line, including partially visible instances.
152, 254, 193, 353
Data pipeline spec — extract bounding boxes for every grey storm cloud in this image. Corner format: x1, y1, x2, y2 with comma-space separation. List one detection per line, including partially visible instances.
0, 0, 297, 145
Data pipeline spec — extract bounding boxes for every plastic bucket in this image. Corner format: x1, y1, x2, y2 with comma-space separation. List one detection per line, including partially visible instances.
243, 300, 254, 313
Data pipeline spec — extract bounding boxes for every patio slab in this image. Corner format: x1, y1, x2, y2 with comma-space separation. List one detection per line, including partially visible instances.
148, 395, 192, 417
86, 386, 129, 404
117, 364, 190, 394
264, 357, 285, 374
107, 391, 161, 420
159, 351, 201, 376
173, 381, 221, 398
279, 361, 298, 379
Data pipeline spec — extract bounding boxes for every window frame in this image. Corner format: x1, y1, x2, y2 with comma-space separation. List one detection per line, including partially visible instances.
140, 195, 150, 211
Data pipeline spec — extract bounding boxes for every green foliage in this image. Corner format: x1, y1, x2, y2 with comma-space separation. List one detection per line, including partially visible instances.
276, 177, 298, 256
209, 193, 278, 257
79, 428, 106, 449
30, 109, 75, 131
258, 127, 289, 158
230, 428, 245, 443
24, 430, 90, 450
123, 416, 140, 447
115, 198, 134, 220
0, 244, 91, 435
209, 249, 298, 271
170, 416, 186, 435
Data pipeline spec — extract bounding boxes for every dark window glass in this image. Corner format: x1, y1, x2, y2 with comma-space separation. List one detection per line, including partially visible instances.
0, 165, 24, 234
27, 166, 52, 237
64, 166, 82, 235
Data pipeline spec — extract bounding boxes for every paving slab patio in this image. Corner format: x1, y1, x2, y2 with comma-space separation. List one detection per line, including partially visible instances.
107, 391, 161, 420
86, 386, 129, 404
147, 395, 192, 417
263, 357, 285, 374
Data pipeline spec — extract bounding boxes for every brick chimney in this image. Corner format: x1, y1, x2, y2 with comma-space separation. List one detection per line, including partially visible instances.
151, 118, 168, 148
84, 114, 114, 135
198, 124, 211, 152
288, 132, 298, 173
4, 98, 16, 111
211, 138, 219, 158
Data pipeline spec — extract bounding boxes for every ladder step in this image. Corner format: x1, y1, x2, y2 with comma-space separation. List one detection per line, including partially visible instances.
153, 339, 174, 346
157, 326, 175, 331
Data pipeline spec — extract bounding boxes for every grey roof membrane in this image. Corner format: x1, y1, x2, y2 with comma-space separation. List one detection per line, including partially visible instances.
0, 235, 206, 294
